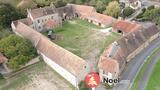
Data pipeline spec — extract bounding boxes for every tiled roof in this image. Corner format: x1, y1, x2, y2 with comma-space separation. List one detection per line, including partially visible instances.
0, 53, 7, 64
13, 21, 87, 76
36, 35, 87, 76
44, 19, 57, 29
69, 4, 95, 14
98, 56, 119, 74
102, 24, 159, 70
87, 12, 115, 25
18, 18, 33, 25
112, 20, 142, 33
30, 6, 56, 19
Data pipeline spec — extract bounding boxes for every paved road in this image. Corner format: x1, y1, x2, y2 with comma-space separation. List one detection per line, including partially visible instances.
115, 37, 160, 90
137, 51, 160, 90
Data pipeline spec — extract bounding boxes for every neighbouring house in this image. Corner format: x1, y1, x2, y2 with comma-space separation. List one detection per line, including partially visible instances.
98, 23, 159, 85
19, 4, 114, 33
120, 0, 142, 9
0, 53, 9, 74
70, 4, 115, 28
112, 20, 142, 35
98, 56, 119, 85
11, 21, 90, 89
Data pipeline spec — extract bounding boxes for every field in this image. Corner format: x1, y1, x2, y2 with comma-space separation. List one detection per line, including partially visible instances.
0, 61, 75, 90
145, 59, 160, 90
43, 19, 121, 68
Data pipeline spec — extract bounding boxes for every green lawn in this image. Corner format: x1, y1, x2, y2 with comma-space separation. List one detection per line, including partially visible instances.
43, 19, 121, 60
131, 47, 160, 90
145, 58, 160, 90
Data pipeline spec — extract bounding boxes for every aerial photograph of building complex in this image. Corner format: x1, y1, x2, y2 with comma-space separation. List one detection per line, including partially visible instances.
0, 0, 160, 90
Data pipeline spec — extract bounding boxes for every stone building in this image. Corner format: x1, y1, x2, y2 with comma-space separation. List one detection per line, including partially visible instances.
98, 23, 159, 85
11, 21, 90, 89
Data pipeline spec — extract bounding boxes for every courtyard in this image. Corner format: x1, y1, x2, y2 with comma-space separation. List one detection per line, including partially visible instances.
0, 61, 75, 90
43, 19, 121, 62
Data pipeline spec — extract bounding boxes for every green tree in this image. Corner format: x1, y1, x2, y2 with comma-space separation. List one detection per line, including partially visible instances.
123, 7, 135, 17
95, 0, 106, 13
0, 35, 37, 70
142, 8, 160, 25
103, 1, 120, 18
0, 3, 25, 28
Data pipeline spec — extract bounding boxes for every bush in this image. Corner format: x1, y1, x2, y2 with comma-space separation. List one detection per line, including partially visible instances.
147, 5, 155, 10
79, 81, 91, 90
0, 35, 37, 70
123, 7, 135, 17
136, 8, 146, 19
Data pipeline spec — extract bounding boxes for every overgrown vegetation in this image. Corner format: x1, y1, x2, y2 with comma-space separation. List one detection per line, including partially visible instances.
0, 35, 37, 70
136, 6, 160, 25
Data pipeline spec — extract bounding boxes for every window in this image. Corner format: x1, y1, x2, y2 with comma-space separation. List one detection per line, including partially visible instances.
37, 20, 40, 23
39, 26, 41, 29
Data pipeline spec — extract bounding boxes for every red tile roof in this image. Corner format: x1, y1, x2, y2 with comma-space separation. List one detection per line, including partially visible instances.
112, 20, 142, 33
98, 56, 119, 74
44, 19, 57, 29
88, 12, 115, 25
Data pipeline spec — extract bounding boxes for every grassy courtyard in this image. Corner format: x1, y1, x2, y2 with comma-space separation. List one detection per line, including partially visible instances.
43, 19, 121, 61
145, 58, 160, 90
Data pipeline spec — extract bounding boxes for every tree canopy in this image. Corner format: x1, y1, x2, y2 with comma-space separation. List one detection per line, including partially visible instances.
0, 35, 37, 70
103, 1, 120, 18
0, 3, 25, 28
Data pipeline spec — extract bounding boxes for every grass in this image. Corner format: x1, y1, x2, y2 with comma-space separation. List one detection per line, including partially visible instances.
131, 47, 160, 90
145, 58, 160, 90
0, 74, 6, 85
0, 61, 75, 90
1, 74, 31, 90
43, 19, 121, 60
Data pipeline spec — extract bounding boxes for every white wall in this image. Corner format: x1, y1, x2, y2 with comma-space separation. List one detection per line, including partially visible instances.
41, 53, 78, 88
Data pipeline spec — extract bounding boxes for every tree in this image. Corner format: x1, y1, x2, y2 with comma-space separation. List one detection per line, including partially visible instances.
96, 0, 106, 13
0, 35, 37, 70
103, 1, 120, 18
0, 3, 25, 28
142, 8, 160, 25
123, 7, 135, 17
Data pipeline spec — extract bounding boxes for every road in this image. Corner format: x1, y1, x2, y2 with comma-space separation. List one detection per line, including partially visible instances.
136, 51, 160, 90
113, 37, 160, 90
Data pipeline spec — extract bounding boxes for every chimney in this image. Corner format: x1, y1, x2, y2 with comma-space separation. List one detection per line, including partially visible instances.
108, 42, 119, 57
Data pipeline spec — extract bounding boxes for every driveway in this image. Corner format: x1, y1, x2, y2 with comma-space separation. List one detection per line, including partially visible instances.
113, 37, 160, 90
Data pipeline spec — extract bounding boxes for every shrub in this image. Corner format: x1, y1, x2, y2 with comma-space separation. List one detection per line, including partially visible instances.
123, 7, 135, 17
0, 35, 37, 70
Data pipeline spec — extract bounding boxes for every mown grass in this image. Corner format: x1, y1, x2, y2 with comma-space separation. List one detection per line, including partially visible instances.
131, 47, 160, 90
43, 19, 121, 59
145, 58, 160, 90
